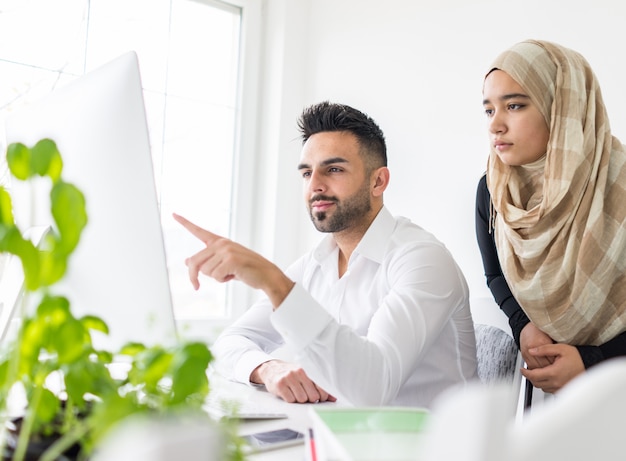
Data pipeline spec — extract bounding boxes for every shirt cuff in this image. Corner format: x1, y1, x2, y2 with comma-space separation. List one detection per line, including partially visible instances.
270, 283, 333, 352
233, 350, 276, 385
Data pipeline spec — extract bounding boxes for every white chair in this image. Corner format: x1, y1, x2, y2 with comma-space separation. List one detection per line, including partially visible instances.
420, 359, 626, 461
510, 358, 626, 461
418, 381, 516, 461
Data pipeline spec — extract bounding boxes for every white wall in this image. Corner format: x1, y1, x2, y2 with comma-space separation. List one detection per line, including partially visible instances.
255, 0, 626, 305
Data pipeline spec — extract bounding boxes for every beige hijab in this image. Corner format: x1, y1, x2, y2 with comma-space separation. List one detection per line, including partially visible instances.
486, 40, 626, 345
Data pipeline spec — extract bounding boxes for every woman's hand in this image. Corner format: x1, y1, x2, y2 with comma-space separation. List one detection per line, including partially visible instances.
519, 322, 554, 369
521, 343, 585, 393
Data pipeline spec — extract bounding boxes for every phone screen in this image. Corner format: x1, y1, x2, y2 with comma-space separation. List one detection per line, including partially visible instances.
242, 428, 305, 452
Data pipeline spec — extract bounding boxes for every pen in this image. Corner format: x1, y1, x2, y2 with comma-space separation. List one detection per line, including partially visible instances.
308, 427, 318, 461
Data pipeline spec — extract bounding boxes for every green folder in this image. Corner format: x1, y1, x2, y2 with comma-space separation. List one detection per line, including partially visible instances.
309, 406, 430, 461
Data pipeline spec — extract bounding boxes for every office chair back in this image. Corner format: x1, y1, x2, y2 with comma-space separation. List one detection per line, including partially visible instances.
474, 323, 520, 384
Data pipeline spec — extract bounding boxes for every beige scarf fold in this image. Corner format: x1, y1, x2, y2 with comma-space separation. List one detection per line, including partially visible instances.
486, 40, 626, 345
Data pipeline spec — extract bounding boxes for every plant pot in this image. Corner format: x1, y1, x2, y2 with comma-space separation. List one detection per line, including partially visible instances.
3, 417, 80, 461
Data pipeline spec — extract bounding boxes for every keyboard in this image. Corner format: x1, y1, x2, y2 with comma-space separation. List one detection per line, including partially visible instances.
204, 391, 288, 420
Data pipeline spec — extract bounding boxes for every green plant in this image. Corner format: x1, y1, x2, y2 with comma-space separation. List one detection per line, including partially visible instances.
0, 139, 244, 460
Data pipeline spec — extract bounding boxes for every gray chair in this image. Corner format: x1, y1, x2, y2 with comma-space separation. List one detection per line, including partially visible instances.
474, 322, 528, 424
471, 298, 529, 421
474, 323, 521, 384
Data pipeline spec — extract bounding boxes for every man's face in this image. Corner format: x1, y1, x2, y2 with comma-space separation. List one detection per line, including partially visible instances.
297, 131, 372, 233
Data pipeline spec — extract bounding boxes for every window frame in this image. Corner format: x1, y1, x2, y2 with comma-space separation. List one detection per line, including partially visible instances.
175, 0, 263, 342
0, 0, 264, 344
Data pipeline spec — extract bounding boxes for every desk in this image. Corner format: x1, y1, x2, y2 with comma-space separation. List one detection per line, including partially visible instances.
208, 372, 339, 461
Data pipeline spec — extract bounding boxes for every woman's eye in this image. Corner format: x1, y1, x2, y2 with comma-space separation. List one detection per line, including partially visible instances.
484, 108, 494, 117
508, 103, 524, 110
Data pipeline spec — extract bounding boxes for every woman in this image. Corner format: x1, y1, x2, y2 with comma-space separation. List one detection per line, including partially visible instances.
475, 39, 626, 394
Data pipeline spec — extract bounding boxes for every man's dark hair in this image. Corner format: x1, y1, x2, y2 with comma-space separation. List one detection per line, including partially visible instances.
297, 101, 387, 168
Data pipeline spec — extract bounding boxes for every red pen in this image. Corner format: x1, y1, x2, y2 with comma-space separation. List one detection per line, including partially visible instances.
308, 428, 318, 461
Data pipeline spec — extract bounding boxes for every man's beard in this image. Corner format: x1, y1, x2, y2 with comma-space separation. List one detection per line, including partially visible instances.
308, 183, 372, 233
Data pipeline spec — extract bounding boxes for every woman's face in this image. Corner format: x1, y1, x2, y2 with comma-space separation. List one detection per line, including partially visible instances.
483, 70, 550, 166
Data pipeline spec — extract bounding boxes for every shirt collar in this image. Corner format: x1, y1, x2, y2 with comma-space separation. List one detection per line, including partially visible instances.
312, 206, 395, 265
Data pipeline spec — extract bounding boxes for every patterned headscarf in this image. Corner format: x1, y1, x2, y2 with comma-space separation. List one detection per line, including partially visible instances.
486, 39, 626, 345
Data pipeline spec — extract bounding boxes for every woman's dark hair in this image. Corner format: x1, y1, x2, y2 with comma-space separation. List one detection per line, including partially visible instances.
297, 101, 387, 168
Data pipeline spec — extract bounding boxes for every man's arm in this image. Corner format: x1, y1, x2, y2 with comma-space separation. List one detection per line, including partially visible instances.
210, 297, 282, 383
173, 213, 294, 307
175, 213, 334, 403
211, 298, 337, 403
176, 213, 467, 406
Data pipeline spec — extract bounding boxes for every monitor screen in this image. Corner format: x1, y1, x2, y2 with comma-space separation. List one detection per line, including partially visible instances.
4, 52, 178, 352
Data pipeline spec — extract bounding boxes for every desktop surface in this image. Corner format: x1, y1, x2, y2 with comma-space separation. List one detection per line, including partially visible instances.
208, 373, 433, 461
207, 371, 338, 461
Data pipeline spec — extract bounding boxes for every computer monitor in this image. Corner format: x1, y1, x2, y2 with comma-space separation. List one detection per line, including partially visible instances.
4, 52, 178, 351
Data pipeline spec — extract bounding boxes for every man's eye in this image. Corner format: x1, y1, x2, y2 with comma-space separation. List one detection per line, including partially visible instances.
301, 171, 311, 178
484, 108, 494, 117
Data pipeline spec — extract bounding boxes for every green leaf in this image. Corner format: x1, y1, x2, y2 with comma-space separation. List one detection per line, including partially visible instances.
0, 227, 41, 290
93, 350, 114, 364
20, 317, 46, 372
6, 142, 31, 180
38, 247, 68, 286
54, 319, 89, 364
168, 343, 212, 405
33, 388, 61, 425
33, 296, 74, 353
128, 348, 172, 392
80, 315, 109, 335
50, 181, 87, 254
0, 187, 14, 226
80, 359, 117, 397
64, 363, 95, 407
37, 295, 72, 325
0, 359, 8, 388
119, 342, 147, 357
169, 357, 209, 405
31, 139, 63, 181
181, 342, 213, 364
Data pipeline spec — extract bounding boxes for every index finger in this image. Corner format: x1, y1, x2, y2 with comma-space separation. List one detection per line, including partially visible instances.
172, 213, 218, 243
315, 384, 337, 402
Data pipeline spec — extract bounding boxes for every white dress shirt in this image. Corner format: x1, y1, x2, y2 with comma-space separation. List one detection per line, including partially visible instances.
211, 207, 477, 408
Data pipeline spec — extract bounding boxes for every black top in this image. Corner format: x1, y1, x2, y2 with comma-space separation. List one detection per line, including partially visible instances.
475, 173, 626, 368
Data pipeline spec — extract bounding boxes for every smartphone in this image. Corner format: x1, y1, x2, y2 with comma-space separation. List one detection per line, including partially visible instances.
242, 427, 305, 452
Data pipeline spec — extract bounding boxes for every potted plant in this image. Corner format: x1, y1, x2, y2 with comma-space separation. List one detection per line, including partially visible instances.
0, 139, 245, 461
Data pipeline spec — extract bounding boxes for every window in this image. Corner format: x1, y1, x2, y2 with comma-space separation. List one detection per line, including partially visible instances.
0, 0, 258, 334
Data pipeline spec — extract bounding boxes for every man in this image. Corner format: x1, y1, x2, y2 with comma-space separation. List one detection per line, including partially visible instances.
174, 101, 476, 408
